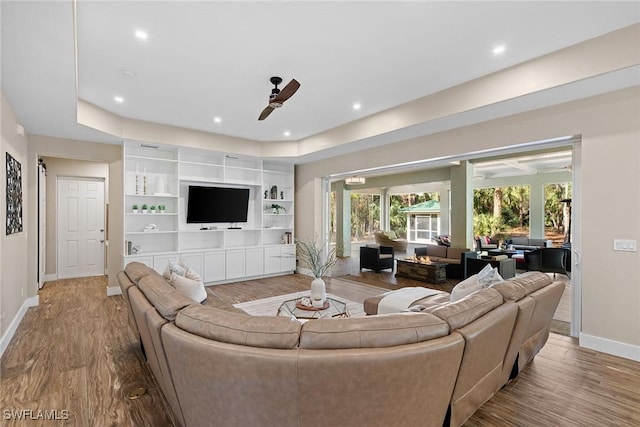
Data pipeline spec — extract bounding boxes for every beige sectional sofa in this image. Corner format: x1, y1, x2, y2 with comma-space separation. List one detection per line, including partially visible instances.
119, 263, 563, 427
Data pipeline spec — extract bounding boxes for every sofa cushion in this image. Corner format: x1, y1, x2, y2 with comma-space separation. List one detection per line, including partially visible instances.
439, 257, 461, 265
138, 274, 195, 321
446, 247, 469, 260
427, 245, 448, 258
528, 238, 547, 248
384, 230, 398, 239
427, 288, 504, 330
510, 236, 529, 246
125, 261, 161, 284
489, 279, 527, 301
175, 304, 301, 349
299, 312, 449, 349
509, 271, 553, 295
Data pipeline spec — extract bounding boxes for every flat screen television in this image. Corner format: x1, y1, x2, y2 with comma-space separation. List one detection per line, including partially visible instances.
187, 186, 250, 224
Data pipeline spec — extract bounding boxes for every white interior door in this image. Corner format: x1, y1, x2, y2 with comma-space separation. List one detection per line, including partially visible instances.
38, 163, 47, 288
57, 177, 105, 279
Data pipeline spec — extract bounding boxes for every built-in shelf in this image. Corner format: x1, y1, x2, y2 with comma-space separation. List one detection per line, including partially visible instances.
123, 141, 295, 283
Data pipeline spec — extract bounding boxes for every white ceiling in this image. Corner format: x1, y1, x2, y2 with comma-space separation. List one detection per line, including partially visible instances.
2, 1, 639, 150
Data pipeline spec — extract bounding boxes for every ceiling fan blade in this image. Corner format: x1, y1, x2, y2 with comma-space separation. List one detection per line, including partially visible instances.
273, 79, 300, 103
258, 106, 274, 121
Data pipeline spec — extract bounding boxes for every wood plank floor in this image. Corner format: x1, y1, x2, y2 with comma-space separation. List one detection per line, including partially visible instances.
2, 273, 638, 426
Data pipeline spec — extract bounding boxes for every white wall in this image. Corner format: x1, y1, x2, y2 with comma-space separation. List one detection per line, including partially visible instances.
1, 93, 31, 348
296, 87, 640, 360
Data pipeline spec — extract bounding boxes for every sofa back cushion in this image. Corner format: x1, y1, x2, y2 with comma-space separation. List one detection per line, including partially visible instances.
125, 261, 161, 284
427, 288, 504, 330
509, 271, 552, 295
176, 304, 302, 349
446, 247, 470, 260
490, 279, 527, 301
138, 274, 195, 321
426, 245, 448, 258
299, 312, 449, 349
528, 238, 547, 247
510, 236, 529, 246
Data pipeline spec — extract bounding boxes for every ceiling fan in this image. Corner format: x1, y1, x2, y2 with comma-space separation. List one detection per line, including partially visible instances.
258, 76, 300, 120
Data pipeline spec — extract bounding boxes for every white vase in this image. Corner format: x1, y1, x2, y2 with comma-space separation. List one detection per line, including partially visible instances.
310, 277, 326, 308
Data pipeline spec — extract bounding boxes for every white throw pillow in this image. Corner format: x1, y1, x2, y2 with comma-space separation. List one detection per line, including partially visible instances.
163, 257, 188, 280
477, 264, 504, 287
170, 269, 207, 303
450, 274, 483, 302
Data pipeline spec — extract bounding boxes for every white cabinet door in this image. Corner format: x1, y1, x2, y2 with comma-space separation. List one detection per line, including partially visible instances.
263, 247, 282, 274
204, 251, 225, 282
245, 248, 264, 277
180, 253, 203, 276
281, 245, 297, 272
225, 249, 246, 280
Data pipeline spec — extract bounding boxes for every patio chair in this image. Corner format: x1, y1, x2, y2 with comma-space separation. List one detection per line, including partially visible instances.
524, 248, 569, 278
359, 245, 395, 272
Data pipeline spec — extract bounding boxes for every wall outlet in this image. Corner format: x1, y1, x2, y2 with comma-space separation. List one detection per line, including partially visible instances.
613, 239, 637, 252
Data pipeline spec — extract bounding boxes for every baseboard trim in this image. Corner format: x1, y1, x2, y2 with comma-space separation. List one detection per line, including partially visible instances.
0, 295, 39, 359
107, 286, 122, 297
44, 273, 57, 282
579, 332, 640, 362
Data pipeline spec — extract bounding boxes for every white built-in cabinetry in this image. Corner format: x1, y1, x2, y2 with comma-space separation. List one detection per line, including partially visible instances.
123, 142, 295, 284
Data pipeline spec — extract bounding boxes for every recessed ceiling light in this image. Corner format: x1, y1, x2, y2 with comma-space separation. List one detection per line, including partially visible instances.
135, 30, 148, 40
213, 116, 222, 124
114, 96, 124, 103
352, 102, 362, 110
283, 131, 291, 137
492, 45, 506, 55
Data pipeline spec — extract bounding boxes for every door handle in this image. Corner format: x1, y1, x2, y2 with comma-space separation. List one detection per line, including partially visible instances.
100, 240, 105, 243
100, 229, 105, 232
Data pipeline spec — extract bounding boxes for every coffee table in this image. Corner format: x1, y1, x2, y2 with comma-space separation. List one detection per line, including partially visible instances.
395, 258, 448, 284
277, 297, 349, 320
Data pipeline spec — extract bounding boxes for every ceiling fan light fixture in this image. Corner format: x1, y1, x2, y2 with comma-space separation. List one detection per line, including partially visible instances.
345, 176, 365, 185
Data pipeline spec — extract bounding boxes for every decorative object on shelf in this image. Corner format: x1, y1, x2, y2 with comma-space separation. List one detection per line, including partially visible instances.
296, 236, 338, 308
143, 223, 158, 232
132, 244, 142, 254
155, 175, 167, 195
158, 205, 165, 213
270, 185, 278, 199
132, 204, 138, 214
150, 205, 156, 213
280, 191, 284, 200
264, 190, 269, 199
269, 204, 286, 214
141, 204, 148, 214
135, 163, 141, 195
143, 167, 148, 195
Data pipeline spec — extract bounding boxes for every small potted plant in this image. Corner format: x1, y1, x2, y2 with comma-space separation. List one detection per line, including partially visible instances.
158, 205, 165, 214
270, 204, 286, 214
296, 236, 339, 308
150, 205, 157, 214
132, 204, 139, 214
141, 204, 148, 214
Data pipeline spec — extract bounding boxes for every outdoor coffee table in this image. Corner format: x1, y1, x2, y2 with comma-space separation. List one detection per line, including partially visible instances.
277, 296, 349, 320
487, 249, 519, 258
395, 258, 448, 284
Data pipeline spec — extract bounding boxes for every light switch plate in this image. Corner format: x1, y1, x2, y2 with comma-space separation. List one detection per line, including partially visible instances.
613, 239, 637, 252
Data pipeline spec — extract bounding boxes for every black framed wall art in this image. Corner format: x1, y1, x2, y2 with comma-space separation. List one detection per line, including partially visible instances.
6, 152, 23, 235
